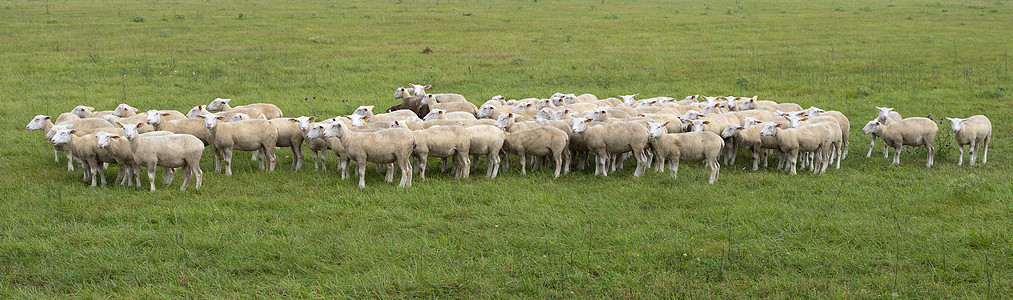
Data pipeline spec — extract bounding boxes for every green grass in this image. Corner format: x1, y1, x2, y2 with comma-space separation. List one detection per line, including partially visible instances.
2, 0, 1011, 297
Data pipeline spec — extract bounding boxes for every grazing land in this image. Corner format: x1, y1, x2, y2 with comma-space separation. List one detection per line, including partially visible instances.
1, 0, 1010, 297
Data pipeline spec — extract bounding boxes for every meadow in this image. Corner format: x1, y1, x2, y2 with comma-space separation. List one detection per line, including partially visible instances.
1, 0, 1011, 297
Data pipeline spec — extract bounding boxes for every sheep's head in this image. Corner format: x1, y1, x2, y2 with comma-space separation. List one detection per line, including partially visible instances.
26, 115, 52, 131
742, 117, 761, 127
420, 94, 437, 105
409, 83, 431, 96
571, 118, 593, 134
477, 104, 496, 119
94, 132, 122, 149
647, 121, 670, 138
229, 113, 250, 122
759, 122, 781, 137
720, 125, 743, 139
348, 114, 370, 126
50, 128, 77, 145
186, 105, 210, 118
681, 110, 703, 121
353, 105, 375, 117
423, 109, 446, 121
806, 106, 825, 117
635, 99, 656, 109
305, 123, 331, 139
689, 120, 711, 132
393, 87, 413, 99
945, 117, 965, 134
861, 120, 880, 135
207, 98, 232, 111
737, 98, 756, 110
47, 124, 72, 139
70, 105, 95, 117
289, 116, 317, 131
113, 104, 138, 117
786, 116, 808, 128
494, 113, 515, 129
196, 114, 225, 130
561, 94, 577, 105
552, 109, 572, 120
875, 107, 895, 123
102, 115, 120, 124
619, 94, 639, 105
490, 95, 505, 102
322, 122, 347, 138
534, 108, 554, 121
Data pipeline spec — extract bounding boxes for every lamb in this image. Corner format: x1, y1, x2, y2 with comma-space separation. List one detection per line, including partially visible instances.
647, 122, 723, 184
867, 106, 903, 157
423, 109, 477, 121
571, 118, 649, 177
207, 98, 284, 119
421, 94, 478, 115
322, 121, 415, 188
50, 127, 125, 187
502, 126, 569, 178
269, 117, 308, 170
464, 125, 505, 178
70, 105, 115, 118
861, 117, 938, 167
198, 114, 280, 176
113, 104, 139, 117
398, 125, 472, 180
760, 122, 835, 175
946, 115, 991, 166
120, 124, 204, 191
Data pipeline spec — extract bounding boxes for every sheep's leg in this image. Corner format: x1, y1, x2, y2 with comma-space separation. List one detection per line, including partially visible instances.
866, 136, 876, 157
320, 151, 327, 171
883, 143, 889, 158
340, 158, 349, 179
820, 149, 829, 174
192, 161, 203, 190
133, 165, 142, 188
313, 151, 321, 171
835, 142, 842, 169
751, 148, 761, 171
519, 152, 527, 175
531, 155, 540, 172
633, 149, 646, 177
180, 166, 192, 191
708, 159, 719, 184
53, 147, 60, 163
147, 164, 157, 191
67, 151, 76, 171
462, 153, 471, 179
490, 154, 500, 178
500, 150, 510, 172
385, 163, 395, 183
957, 144, 965, 166
223, 149, 234, 176
95, 161, 106, 187
599, 152, 609, 177
258, 150, 266, 170
892, 147, 901, 165
213, 145, 222, 173
563, 149, 571, 175
553, 150, 562, 178
115, 165, 125, 185
398, 156, 412, 188
441, 157, 449, 173
418, 156, 428, 181
290, 145, 302, 171
251, 150, 258, 161
472, 154, 479, 172
669, 160, 679, 180
926, 143, 934, 168
266, 146, 277, 171
788, 150, 798, 175
356, 159, 367, 189
982, 135, 990, 164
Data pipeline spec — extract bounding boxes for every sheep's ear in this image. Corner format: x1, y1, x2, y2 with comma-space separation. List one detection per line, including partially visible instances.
216, 116, 225, 121
136, 123, 145, 128
309, 116, 317, 121
111, 135, 121, 139
69, 130, 77, 134
632, 93, 639, 97
288, 118, 297, 123
702, 120, 710, 124
774, 124, 781, 128
424, 85, 432, 89
737, 126, 745, 130
160, 112, 171, 116
44, 116, 52, 120
661, 121, 670, 126
801, 117, 808, 121
363, 115, 371, 120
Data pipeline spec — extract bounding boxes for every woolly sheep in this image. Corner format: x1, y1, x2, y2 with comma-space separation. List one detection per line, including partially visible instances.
421, 94, 478, 115
571, 118, 649, 177
786, 116, 844, 170
861, 117, 938, 167
502, 126, 569, 178
207, 98, 284, 119
112, 104, 140, 117
804, 107, 851, 159
946, 115, 991, 166
96, 129, 174, 187
70, 105, 115, 118
760, 122, 835, 175
305, 122, 351, 178
464, 125, 505, 178
867, 106, 903, 157
27, 115, 115, 170
399, 125, 472, 180
50, 127, 125, 187
120, 124, 204, 191
322, 121, 415, 188
269, 117, 308, 170
648, 122, 723, 184
199, 114, 279, 176
423, 109, 477, 121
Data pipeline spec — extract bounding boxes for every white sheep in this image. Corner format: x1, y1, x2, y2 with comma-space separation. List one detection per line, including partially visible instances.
50, 128, 124, 187
648, 122, 723, 184
269, 117, 308, 170
70, 105, 115, 118
305, 122, 351, 178
113, 104, 139, 117
399, 125, 472, 180
421, 94, 478, 115
502, 126, 569, 178
322, 121, 415, 188
477, 102, 513, 119
786, 116, 844, 170
805, 107, 851, 159
407, 83, 468, 103
946, 115, 991, 166
27, 115, 115, 170
867, 106, 903, 157
120, 124, 204, 191
861, 117, 938, 167
199, 114, 280, 176
423, 109, 477, 121
207, 98, 284, 119
571, 118, 649, 177
464, 125, 505, 178
760, 122, 835, 175
95, 130, 174, 187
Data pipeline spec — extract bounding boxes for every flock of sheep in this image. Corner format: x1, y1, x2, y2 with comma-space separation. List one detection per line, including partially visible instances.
25, 83, 993, 190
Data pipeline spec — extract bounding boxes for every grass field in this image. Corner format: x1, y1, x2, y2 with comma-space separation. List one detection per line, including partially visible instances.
1, 0, 1011, 297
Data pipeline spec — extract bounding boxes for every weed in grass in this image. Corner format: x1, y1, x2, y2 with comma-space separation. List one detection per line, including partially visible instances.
238, 13, 245, 19
174, 13, 186, 20
855, 85, 873, 97
511, 56, 528, 65
308, 36, 334, 44
45, 18, 57, 24
133, 15, 146, 22
736, 75, 749, 91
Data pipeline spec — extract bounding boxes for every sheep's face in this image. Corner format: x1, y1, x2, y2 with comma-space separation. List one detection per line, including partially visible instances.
420, 94, 437, 105
946, 118, 964, 134
619, 94, 638, 105
678, 118, 692, 131
50, 128, 76, 145
229, 113, 250, 122
535, 99, 552, 109
647, 122, 669, 138
806, 106, 825, 117
353, 106, 374, 116
26, 115, 51, 131
47, 125, 72, 139
571, 118, 591, 134
491, 95, 505, 102
207, 98, 231, 111
861, 120, 880, 134
322, 122, 346, 138
197, 114, 223, 130
477, 104, 495, 118
700, 103, 723, 114
786, 116, 808, 128
759, 122, 780, 137
348, 114, 369, 126
423, 109, 445, 121
71, 105, 95, 117
409, 84, 431, 96
720, 125, 741, 139
102, 115, 119, 124
738, 99, 756, 111
552, 109, 572, 120
875, 107, 894, 123
186, 105, 208, 118
534, 108, 554, 121
114, 104, 138, 117
689, 120, 710, 132
723, 97, 739, 109
119, 122, 145, 139
306, 123, 330, 139
94, 132, 121, 149
635, 100, 654, 108
494, 113, 513, 129
742, 117, 760, 128
290, 116, 316, 131
393, 87, 412, 99
550, 97, 565, 106
561, 94, 577, 105
783, 111, 807, 119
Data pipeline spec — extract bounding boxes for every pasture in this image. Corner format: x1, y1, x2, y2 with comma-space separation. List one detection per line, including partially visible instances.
1, 0, 1011, 297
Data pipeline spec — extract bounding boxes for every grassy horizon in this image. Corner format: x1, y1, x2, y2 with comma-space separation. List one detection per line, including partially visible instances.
1, 0, 1011, 297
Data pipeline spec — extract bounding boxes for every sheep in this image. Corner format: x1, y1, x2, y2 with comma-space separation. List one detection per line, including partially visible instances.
26, 115, 115, 170
50, 127, 125, 187
322, 121, 415, 188
119, 124, 204, 191
349, 109, 418, 126
861, 117, 938, 167
804, 107, 851, 159
686, 113, 740, 165
113, 104, 139, 117
228, 113, 251, 122
287, 116, 328, 170
571, 118, 650, 177
719, 122, 775, 171
95, 130, 174, 187
502, 126, 569, 178
786, 116, 844, 170
946, 115, 991, 166
207, 98, 284, 119
421, 94, 478, 115
106, 114, 154, 134
269, 117, 308, 170
185, 105, 212, 118
647, 122, 723, 184
305, 122, 351, 178
867, 106, 903, 157
760, 122, 835, 175
353, 105, 418, 119
198, 114, 280, 176
70, 105, 115, 118
423, 109, 477, 121
477, 102, 511, 119
464, 125, 505, 178
407, 83, 468, 103
575, 93, 599, 103
398, 125, 472, 180
387, 87, 429, 118
145, 110, 186, 123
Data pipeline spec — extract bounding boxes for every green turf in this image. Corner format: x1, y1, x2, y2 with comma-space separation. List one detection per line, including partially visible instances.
1, 0, 1010, 297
